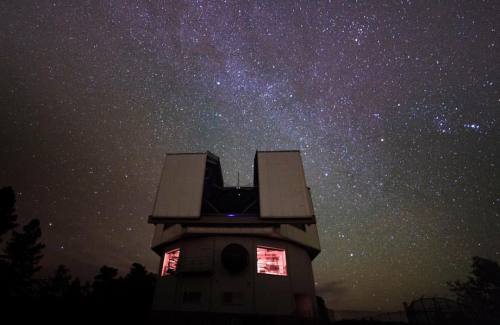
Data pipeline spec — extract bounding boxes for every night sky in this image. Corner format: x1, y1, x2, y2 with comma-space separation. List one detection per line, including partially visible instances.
1, 0, 499, 312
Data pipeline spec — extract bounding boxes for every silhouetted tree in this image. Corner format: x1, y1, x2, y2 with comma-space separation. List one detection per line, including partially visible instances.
92, 265, 119, 293
123, 262, 156, 313
317, 296, 332, 324
67, 278, 84, 298
86, 263, 156, 323
448, 256, 500, 323
0, 187, 17, 294
124, 262, 156, 293
0, 186, 18, 242
125, 262, 153, 282
91, 264, 121, 316
0, 187, 157, 325
5, 219, 45, 296
42, 264, 72, 297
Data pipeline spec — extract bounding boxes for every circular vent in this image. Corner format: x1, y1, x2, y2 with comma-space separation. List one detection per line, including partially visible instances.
221, 243, 249, 274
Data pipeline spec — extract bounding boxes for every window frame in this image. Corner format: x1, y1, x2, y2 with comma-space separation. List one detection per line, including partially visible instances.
256, 245, 288, 276
161, 248, 180, 276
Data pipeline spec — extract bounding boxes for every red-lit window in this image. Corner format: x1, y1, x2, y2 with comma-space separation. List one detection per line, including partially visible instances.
256, 246, 287, 276
161, 248, 180, 276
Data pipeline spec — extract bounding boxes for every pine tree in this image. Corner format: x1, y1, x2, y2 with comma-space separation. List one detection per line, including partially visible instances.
66, 278, 84, 299
124, 262, 156, 306
0, 186, 19, 296
43, 264, 72, 297
0, 186, 18, 243
449, 256, 500, 323
5, 219, 45, 296
92, 265, 120, 298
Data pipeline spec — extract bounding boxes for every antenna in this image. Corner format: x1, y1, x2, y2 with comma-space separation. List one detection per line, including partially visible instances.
237, 171, 240, 189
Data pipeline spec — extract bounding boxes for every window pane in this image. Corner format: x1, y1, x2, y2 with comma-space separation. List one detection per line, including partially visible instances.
256, 246, 287, 276
161, 248, 180, 276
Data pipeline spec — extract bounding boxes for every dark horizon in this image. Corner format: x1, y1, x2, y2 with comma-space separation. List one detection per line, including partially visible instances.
1, 0, 499, 314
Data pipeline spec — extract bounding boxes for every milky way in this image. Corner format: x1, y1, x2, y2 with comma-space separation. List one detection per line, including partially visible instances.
1, 1, 499, 311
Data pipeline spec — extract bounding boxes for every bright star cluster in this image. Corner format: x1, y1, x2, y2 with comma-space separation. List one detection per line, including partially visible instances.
0, 1, 498, 312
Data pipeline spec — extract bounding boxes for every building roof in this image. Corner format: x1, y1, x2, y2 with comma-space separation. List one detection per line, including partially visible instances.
151, 150, 314, 220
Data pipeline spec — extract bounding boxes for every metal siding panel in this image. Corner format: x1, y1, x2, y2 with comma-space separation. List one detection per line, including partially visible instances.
153, 153, 206, 218
213, 237, 254, 314
257, 152, 314, 218
152, 276, 178, 311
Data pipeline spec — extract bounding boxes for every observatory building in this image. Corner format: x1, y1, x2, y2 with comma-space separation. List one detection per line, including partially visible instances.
148, 151, 321, 323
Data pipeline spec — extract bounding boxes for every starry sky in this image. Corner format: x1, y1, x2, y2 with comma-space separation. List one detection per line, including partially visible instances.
1, 0, 499, 312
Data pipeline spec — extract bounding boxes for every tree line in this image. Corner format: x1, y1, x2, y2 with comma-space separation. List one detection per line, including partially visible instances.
0, 186, 155, 324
